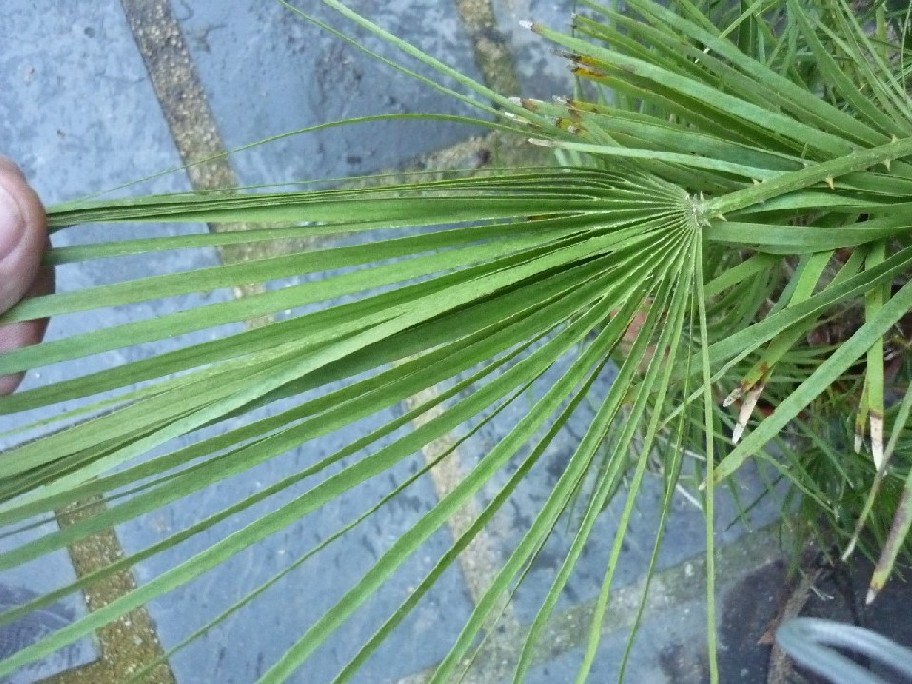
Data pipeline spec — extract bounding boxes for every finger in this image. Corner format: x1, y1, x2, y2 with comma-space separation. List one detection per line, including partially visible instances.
0, 156, 47, 313
0, 266, 53, 395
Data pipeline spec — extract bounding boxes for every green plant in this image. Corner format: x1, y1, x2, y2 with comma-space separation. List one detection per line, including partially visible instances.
2, 0, 912, 681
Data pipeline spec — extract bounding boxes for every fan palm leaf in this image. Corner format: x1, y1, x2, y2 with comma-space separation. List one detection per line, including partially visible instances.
1, 0, 912, 681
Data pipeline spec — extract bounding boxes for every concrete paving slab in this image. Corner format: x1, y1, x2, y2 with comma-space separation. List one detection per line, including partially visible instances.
463, 349, 784, 627
174, 0, 489, 186
1, 2, 221, 682
491, 0, 578, 100
520, 522, 788, 684
0, 527, 96, 684
523, 604, 708, 684
2, 2, 190, 203
116, 405, 475, 683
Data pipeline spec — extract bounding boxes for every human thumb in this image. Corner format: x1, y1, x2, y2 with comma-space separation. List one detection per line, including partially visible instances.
0, 157, 46, 314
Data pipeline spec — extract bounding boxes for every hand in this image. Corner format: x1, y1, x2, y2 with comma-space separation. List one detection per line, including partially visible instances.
0, 157, 53, 395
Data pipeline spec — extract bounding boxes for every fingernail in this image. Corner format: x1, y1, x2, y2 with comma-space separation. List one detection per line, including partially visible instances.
0, 182, 24, 261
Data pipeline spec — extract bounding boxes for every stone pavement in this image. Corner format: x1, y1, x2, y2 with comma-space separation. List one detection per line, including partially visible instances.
0, 1, 852, 682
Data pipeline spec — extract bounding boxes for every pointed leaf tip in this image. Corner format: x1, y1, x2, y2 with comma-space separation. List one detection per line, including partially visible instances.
866, 586, 879, 605
722, 386, 743, 408
841, 538, 856, 562
501, 111, 530, 125
870, 414, 884, 469
732, 383, 765, 444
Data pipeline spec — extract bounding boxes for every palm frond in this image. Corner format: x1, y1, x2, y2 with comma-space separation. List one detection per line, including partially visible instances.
3, 0, 912, 681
